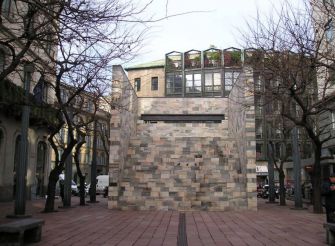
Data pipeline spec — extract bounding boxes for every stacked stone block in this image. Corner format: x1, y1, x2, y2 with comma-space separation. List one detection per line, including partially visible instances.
108, 67, 257, 211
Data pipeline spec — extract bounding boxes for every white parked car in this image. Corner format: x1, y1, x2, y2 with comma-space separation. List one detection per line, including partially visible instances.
59, 174, 79, 196
96, 175, 108, 195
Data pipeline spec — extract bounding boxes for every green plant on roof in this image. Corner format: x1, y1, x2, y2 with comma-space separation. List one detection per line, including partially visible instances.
193, 55, 201, 62
166, 57, 175, 69
231, 51, 241, 64
209, 51, 220, 61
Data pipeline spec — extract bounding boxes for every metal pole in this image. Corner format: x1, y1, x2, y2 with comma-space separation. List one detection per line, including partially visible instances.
267, 142, 276, 203
63, 113, 73, 208
14, 64, 33, 215
90, 120, 97, 202
292, 127, 303, 208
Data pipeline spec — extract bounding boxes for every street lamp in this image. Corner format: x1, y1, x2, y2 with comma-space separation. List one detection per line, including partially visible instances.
11, 63, 34, 217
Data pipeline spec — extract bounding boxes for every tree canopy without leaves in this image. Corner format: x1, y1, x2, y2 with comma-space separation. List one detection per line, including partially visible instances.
0, 0, 153, 212
241, 0, 335, 213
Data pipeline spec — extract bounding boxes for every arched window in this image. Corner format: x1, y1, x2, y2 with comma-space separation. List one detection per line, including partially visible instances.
0, 50, 5, 72
0, 129, 3, 148
36, 142, 47, 196
1, 0, 11, 17
0, 129, 4, 162
13, 135, 21, 173
13, 135, 21, 198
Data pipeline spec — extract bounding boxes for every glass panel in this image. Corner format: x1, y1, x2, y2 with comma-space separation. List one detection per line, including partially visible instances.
225, 72, 232, 83
151, 77, 158, 90
205, 73, 212, 85
175, 74, 182, 87
213, 73, 221, 85
186, 74, 193, 87
213, 85, 221, 91
194, 74, 201, 87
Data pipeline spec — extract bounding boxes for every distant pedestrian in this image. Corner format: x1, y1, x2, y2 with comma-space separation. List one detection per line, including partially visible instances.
322, 174, 335, 223
59, 174, 65, 202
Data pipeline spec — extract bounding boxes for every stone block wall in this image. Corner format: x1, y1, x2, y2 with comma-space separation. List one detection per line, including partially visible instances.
228, 68, 257, 210
119, 121, 250, 211
108, 66, 256, 211
109, 65, 138, 208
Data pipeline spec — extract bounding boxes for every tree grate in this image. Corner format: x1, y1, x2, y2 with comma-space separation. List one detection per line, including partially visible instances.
177, 213, 188, 246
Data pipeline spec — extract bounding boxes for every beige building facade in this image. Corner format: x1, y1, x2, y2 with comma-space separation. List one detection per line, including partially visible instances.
0, 0, 57, 201
126, 60, 165, 97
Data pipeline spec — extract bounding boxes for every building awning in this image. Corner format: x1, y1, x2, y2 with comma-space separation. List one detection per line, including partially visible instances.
256, 165, 268, 176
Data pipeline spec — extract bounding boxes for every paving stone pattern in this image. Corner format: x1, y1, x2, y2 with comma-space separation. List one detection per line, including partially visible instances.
0, 198, 327, 246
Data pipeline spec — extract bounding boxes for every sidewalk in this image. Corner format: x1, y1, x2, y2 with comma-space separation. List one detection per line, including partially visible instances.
0, 197, 327, 246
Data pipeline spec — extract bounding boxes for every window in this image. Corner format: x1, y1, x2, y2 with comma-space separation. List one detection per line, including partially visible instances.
2, 0, 11, 17
325, 0, 335, 7
326, 20, 334, 42
0, 129, 3, 149
256, 142, 264, 160
255, 96, 263, 116
14, 135, 22, 173
33, 77, 48, 104
204, 72, 221, 95
185, 73, 201, 94
151, 77, 158, 91
254, 75, 262, 92
255, 119, 263, 139
60, 127, 66, 143
60, 89, 68, 103
87, 101, 94, 112
23, 63, 33, 92
329, 64, 335, 85
331, 111, 335, 129
166, 73, 182, 95
274, 142, 281, 159
86, 151, 91, 164
85, 135, 92, 148
0, 50, 5, 72
286, 143, 293, 159
134, 78, 141, 91
46, 34, 53, 55
224, 70, 240, 94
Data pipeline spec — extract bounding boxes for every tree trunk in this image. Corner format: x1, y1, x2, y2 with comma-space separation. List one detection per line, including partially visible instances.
313, 145, 322, 213
79, 176, 86, 206
279, 170, 286, 206
44, 168, 61, 212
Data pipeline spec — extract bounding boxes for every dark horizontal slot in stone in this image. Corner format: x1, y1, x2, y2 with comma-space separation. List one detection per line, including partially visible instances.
141, 114, 225, 122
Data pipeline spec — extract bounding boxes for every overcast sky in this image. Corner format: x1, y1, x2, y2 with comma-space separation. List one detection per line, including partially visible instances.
126, 0, 304, 66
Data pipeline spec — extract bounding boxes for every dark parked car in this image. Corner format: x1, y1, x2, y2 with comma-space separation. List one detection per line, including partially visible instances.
261, 185, 279, 199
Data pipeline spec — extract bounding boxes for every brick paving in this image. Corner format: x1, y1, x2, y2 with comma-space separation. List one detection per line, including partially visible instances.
0, 197, 327, 245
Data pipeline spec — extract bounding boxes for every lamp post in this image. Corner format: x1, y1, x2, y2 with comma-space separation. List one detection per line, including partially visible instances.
267, 142, 276, 203
292, 127, 303, 209
13, 63, 34, 216
90, 120, 98, 203
63, 111, 73, 208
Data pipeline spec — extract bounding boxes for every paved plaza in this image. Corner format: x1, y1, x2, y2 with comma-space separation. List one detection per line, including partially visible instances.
0, 197, 327, 246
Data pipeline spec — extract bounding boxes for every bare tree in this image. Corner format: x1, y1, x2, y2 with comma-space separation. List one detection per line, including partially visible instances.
241, 0, 335, 213
41, 0, 151, 212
